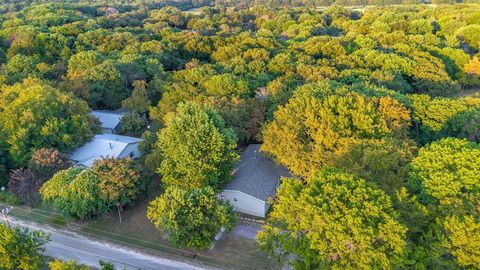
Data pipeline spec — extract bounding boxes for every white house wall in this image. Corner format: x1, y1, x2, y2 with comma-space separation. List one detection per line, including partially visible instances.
220, 190, 267, 218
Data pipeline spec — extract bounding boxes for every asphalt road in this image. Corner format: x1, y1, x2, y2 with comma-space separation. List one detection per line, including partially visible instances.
8, 218, 211, 270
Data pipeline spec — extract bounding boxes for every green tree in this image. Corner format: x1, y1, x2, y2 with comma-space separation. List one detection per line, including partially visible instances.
209, 97, 266, 143
441, 215, 480, 269
257, 169, 407, 270
99, 260, 115, 270
156, 102, 238, 190
409, 94, 478, 144
262, 84, 410, 177
0, 78, 96, 167
456, 24, 480, 50
119, 113, 148, 135
3, 54, 38, 84
40, 168, 109, 220
83, 60, 126, 109
409, 138, 480, 268
409, 138, 480, 206
329, 138, 416, 195
0, 224, 49, 270
67, 51, 103, 80
147, 186, 236, 249
122, 80, 151, 113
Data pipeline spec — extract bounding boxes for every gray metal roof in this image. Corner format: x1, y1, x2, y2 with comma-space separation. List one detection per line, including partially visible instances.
91, 110, 125, 130
224, 144, 291, 202
70, 134, 141, 167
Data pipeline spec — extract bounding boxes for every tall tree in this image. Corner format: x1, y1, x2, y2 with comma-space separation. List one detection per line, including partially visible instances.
156, 102, 238, 190
409, 138, 480, 268
262, 84, 410, 177
92, 157, 143, 207
40, 168, 109, 220
0, 78, 97, 167
0, 224, 49, 270
122, 80, 151, 113
257, 169, 407, 269
147, 187, 237, 249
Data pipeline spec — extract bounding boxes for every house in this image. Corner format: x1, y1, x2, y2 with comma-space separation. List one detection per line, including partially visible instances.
220, 144, 291, 218
70, 134, 141, 168
91, 110, 126, 134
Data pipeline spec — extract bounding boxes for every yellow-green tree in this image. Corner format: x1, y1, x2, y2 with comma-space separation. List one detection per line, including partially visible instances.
40, 168, 109, 220
262, 85, 410, 177
257, 169, 407, 270
48, 259, 90, 270
329, 138, 417, 195
409, 138, 480, 268
0, 78, 97, 167
0, 224, 49, 270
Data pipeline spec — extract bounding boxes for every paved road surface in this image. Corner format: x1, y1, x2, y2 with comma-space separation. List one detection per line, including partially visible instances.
8, 218, 211, 270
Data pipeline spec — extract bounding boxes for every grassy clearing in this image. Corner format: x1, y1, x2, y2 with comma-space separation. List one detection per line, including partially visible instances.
0, 203, 69, 228
0, 190, 278, 269
82, 198, 278, 270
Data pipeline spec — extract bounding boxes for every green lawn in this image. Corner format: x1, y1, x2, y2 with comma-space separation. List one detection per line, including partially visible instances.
0, 202, 70, 228
82, 197, 278, 270
1, 191, 278, 269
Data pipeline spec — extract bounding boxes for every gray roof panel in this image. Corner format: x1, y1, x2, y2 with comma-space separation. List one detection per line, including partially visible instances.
224, 144, 291, 201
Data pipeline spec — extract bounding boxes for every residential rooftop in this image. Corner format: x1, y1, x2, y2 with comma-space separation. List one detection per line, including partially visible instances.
224, 144, 291, 202
91, 110, 126, 130
70, 134, 141, 168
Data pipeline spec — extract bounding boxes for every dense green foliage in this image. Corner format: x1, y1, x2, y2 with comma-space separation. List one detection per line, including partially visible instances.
410, 138, 480, 206
0, 79, 97, 167
0, 224, 49, 270
0, 0, 480, 263
262, 81, 411, 177
147, 186, 237, 249
40, 158, 144, 219
408, 138, 480, 268
155, 102, 238, 190
258, 169, 407, 269
40, 167, 109, 219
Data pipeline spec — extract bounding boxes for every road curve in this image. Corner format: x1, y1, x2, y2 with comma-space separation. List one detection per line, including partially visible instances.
8, 218, 213, 270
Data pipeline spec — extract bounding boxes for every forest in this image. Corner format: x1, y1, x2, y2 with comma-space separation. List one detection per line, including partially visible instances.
0, 1, 480, 269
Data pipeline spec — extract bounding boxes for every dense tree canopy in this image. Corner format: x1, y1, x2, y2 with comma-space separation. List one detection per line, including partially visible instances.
155, 102, 238, 190
40, 167, 109, 219
409, 138, 480, 207
0, 79, 97, 167
147, 186, 236, 249
257, 169, 407, 269
0, 224, 49, 270
409, 138, 480, 268
0, 0, 480, 265
262, 81, 411, 177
